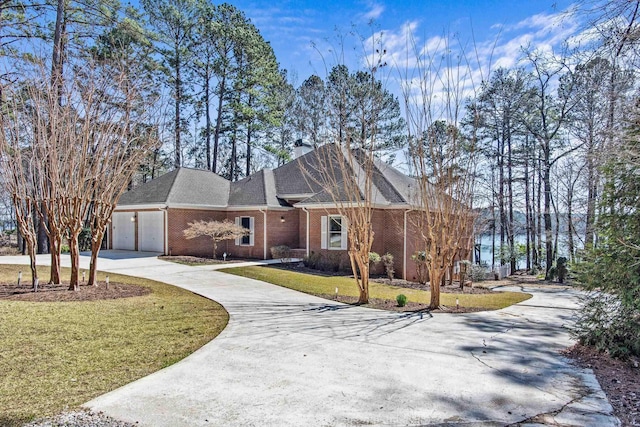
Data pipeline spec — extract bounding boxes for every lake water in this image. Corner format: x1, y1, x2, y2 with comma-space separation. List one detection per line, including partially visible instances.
475, 234, 570, 269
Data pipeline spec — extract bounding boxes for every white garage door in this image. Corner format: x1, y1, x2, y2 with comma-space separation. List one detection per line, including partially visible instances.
112, 212, 135, 250
138, 211, 165, 253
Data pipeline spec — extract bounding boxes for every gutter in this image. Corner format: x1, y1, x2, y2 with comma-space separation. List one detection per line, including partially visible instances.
258, 208, 268, 260
161, 205, 168, 256
302, 207, 310, 257
403, 209, 411, 281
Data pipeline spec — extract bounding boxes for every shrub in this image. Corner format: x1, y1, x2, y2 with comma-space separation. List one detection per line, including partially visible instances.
381, 253, 394, 281
61, 244, 70, 253
411, 251, 428, 284
396, 294, 407, 307
368, 252, 381, 265
469, 264, 487, 282
303, 251, 323, 270
270, 245, 291, 262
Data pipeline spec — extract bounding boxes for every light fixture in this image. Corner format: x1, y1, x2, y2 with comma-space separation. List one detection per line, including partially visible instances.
130, 213, 136, 222
280, 216, 285, 223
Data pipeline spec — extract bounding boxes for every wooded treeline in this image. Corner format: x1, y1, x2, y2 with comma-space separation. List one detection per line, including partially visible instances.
1, 0, 638, 278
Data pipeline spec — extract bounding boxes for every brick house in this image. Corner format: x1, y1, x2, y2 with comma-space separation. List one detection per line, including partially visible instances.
111, 144, 429, 280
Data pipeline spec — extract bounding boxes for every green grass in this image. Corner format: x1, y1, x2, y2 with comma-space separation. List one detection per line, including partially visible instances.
0, 265, 228, 426
222, 266, 531, 310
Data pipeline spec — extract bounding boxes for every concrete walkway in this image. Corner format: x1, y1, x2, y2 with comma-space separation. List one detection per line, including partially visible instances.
0, 252, 619, 426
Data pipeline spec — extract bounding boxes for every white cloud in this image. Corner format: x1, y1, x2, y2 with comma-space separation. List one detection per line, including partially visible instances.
362, 2, 385, 21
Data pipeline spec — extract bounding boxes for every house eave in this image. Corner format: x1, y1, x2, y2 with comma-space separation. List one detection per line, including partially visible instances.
115, 204, 167, 211
293, 201, 406, 210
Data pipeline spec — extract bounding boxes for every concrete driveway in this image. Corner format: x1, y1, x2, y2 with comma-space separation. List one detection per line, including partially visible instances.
0, 252, 618, 426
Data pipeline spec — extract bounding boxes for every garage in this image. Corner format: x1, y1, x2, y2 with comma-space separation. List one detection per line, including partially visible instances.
138, 211, 165, 253
112, 212, 135, 250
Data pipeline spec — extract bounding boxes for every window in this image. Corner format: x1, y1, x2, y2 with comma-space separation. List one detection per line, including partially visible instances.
321, 215, 347, 250
241, 217, 251, 245
328, 216, 343, 248
235, 216, 254, 246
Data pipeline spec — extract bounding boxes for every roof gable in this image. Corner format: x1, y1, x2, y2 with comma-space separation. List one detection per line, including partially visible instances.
118, 169, 179, 205
118, 168, 229, 207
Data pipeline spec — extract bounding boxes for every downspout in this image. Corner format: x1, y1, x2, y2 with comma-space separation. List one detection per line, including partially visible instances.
162, 206, 168, 255
403, 209, 411, 281
259, 208, 267, 260
302, 207, 310, 257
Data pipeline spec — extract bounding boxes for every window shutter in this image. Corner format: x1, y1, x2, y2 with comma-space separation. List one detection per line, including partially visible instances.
249, 217, 255, 246
235, 217, 240, 245
340, 216, 348, 250
320, 216, 327, 249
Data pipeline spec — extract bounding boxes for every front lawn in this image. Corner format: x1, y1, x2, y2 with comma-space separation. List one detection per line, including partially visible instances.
222, 265, 531, 311
0, 265, 228, 426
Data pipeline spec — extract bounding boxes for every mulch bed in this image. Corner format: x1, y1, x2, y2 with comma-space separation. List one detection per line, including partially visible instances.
318, 293, 484, 313
564, 344, 640, 426
0, 281, 150, 302
370, 277, 493, 294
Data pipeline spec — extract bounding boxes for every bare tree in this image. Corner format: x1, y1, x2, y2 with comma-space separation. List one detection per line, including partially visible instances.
301, 62, 390, 304
400, 35, 480, 309
183, 219, 249, 259
2, 57, 160, 290
0, 108, 39, 287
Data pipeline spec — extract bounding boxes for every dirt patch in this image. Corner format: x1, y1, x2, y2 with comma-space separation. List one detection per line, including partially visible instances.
564, 344, 640, 426
0, 281, 150, 302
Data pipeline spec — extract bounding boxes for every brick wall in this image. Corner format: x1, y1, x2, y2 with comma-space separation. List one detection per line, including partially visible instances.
298, 209, 307, 251
265, 210, 300, 256
379, 210, 406, 279
223, 210, 265, 259
167, 209, 226, 257
304, 208, 410, 279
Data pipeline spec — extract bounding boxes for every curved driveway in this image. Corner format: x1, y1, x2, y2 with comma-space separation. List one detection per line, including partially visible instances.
0, 252, 618, 426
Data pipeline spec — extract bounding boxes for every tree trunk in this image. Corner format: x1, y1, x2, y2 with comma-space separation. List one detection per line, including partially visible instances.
88, 228, 107, 286
246, 126, 252, 177
537, 154, 543, 270
204, 62, 211, 171
584, 151, 597, 250
507, 133, 515, 273
68, 230, 81, 291
29, 251, 38, 291
524, 135, 531, 271
543, 154, 553, 279
498, 137, 506, 266
429, 266, 443, 309
174, 44, 182, 168
567, 184, 575, 262
49, 234, 61, 284
213, 73, 226, 173
349, 251, 369, 304
36, 208, 48, 254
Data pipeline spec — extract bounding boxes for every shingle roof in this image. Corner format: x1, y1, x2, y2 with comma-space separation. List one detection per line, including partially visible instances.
118, 169, 179, 205
272, 149, 325, 197
117, 147, 415, 209
370, 156, 417, 204
118, 168, 229, 207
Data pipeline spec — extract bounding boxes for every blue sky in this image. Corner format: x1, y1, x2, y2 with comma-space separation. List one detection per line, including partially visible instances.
230, 0, 580, 82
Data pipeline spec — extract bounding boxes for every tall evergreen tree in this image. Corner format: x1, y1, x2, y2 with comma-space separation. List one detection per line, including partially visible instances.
142, 0, 200, 168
